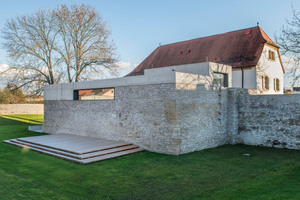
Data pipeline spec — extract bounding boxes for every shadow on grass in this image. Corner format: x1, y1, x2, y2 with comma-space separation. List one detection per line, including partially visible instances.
0, 115, 45, 141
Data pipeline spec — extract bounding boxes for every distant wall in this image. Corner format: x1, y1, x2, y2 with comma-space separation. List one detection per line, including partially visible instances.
0, 104, 44, 115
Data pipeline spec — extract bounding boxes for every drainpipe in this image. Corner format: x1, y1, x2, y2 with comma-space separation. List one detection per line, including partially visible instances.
241, 69, 244, 88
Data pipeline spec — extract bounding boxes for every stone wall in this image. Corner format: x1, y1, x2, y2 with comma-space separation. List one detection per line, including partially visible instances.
44, 84, 180, 154
44, 83, 229, 155
0, 104, 44, 115
236, 91, 300, 150
176, 86, 229, 154
43, 79, 300, 154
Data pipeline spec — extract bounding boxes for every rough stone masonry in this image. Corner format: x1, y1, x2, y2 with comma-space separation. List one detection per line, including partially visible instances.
44, 83, 230, 155
233, 89, 300, 149
43, 83, 300, 155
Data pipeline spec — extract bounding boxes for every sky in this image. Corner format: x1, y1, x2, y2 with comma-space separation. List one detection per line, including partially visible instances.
0, 0, 299, 87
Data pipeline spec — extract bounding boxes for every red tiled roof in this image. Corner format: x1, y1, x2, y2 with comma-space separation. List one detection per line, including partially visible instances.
126, 26, 281, 77
258, 27, 279, 48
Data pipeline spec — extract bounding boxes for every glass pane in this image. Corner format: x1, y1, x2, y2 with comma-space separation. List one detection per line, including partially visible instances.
77, 88, 114, 100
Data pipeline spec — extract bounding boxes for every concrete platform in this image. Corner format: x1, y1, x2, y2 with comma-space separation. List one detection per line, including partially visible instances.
28, 125, 43, 133
3, 134, 145, 164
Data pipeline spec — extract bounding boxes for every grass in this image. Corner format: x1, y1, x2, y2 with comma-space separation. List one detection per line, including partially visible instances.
1, 115, 300, 199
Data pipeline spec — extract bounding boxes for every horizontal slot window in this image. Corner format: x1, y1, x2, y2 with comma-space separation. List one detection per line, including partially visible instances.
74, 88, 114, 100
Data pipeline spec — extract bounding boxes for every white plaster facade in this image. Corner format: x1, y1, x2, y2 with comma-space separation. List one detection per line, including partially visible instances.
255, 44, 284, 94
232, 44, 284, 94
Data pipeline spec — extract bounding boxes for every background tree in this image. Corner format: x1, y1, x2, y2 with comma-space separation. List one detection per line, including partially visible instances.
276, 7, 300, 86
2, 9, 60, 94
0, 84, 26, 104
54, 5, 118, 82
2, 4, 119, 94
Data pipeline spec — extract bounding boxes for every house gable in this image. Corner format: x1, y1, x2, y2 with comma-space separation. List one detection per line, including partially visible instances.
255, 44, 284, 94
264, 43, 285, 74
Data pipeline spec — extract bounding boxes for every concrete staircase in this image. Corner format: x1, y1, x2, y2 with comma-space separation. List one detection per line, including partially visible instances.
3, 135, 145, 164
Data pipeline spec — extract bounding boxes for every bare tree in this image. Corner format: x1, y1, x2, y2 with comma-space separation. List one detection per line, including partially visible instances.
2, 4, 119, 94
276, 7, 300, 86
2, 9, 60, 93
54, 5, 118, 82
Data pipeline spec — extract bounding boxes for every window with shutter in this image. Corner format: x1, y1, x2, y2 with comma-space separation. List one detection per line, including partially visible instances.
264, 76, 269, 90
268, 50, 275, 61
275, 78, 280, 91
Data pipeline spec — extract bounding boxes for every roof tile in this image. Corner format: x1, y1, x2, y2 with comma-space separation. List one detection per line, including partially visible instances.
126, 26, 279, 77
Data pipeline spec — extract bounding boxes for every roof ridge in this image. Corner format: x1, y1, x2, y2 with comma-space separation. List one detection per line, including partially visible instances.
257, 26, 279, 48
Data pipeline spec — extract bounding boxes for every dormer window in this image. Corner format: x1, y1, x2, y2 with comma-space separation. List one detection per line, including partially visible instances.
268, 50, 275, 61
245, 29, 252, 36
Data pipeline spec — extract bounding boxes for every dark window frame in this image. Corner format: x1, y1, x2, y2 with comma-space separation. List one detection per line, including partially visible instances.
73, 87, 115, 101
212, 72, 228, 87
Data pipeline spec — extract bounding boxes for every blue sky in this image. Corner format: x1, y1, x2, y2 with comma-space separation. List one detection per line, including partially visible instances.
0, 0, 299, 76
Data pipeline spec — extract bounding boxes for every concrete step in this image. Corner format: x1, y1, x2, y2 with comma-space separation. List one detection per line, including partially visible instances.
3, 139, 145, 164
16, 136, 132, 155
79, 147, 145, 164
9, 139, 140, 160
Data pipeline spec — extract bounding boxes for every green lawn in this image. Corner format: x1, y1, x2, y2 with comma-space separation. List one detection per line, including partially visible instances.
1, 115, 300, 199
